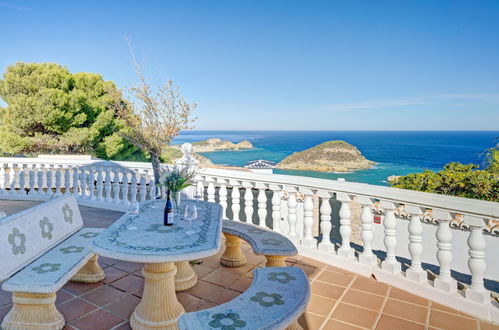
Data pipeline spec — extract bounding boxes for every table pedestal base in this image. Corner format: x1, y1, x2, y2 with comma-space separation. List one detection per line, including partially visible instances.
130, 262, 185, 330
174, 261, 198, 291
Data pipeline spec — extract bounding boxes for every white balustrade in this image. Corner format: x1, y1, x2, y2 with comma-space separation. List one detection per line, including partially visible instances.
218, 179, 228, 218
243, 183, 254, 223
17, 170, 25, 196
64, 168, 71, 195
96, 169, 104, 200
270, 185, 281, 233
257, 184, 268, 228
301, 190, 317, 248
466, 216, 489, 304
54, 168, 62, 196
358, 196, 377, 265
130, 174, 138, 206
380, 201, 400, 273
80, 171, 87, 199
139, 176, 147, 202
113, 172, 121, 203
433, 210, 456, 293
207, 179, 216, 203
105, 168, 112, 202
406, 205, 426, 282
230, 181, 241, 221
318, 192, 334, 252
287, 191, 299, 243
337, 193, 354, 259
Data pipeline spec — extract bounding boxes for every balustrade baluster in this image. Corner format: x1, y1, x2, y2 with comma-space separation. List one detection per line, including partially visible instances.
257, 184, 268, 228
72, 167, 79, 197
195, 179, 204, 201
139, 176, 147, 202
104, 168, 112, 202
64, 168, 71, 195
13, 166, 19, 193
433, 210, 456, 292
358, 196, 377, 265
465, 216, 489, 304
7, 163, 15, 189
270, 185, 281, 232
317, 192, 333, 252
122, 172, 129, 205
337, 193, 354, 259
0, 167, 5, 193
45, 168, 53, 198
301, 190, 317, 248
37, 168, 44, 196
207, 179, 216, 203
243, 183, 254, 224
406, 205, 426, 282
80, 171, 87, 199
230, 181, 240, 221
148, 178, 156, 200
380, 201, 400, 273
113, 171, 121, 203
130, 173, 138, 206
96, 168, 104, 200
287, 191, 299, 243
87, 169, 95, 200
54, 168, 62, 196
218, 180, 228, 218
18, 169, 25, 196
28, 169, 35, 197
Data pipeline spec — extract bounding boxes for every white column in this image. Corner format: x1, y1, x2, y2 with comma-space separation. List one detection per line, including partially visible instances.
28, 169, 35, 197
139, 176, 147, 202
17, 169, 25, 196
37, 168, 44, 196
218, 180, 228, 218
87, 169, 95, 200
381, 201, 401, 273
64, 168, 71, 195
148, 178, 156, 200
130, 173, 138, 206
301, 190, 316, 248
13, 166, 19, 193
96, 168, 104, 200
207, 179, 216, 203
113, 171, 121, 203
270, 185, 282, 233
121, 172, 129, 205
72, 167, 79, 197
287, 191, 299, 243
45, 168, 53, 198
230, 181, 241, 221
406, 205, 426, 282
318, 192, 334, 252
104, 168, 112, 202
433, 210, 456, 293
337, 193, 354, 259
243, 183, 254, 224
257, 184, 268, 228
0, 166, 5, 192
79, 171, 87, 200
358, 196, 377, 265
465, 216, 489, 304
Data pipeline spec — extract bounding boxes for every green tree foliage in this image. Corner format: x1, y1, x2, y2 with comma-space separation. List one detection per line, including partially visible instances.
0, 62, 144, 159
392, 158, 499, 202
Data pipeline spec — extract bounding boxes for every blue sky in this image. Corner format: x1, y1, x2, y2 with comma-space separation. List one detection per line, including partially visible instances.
1, 0, 498, 130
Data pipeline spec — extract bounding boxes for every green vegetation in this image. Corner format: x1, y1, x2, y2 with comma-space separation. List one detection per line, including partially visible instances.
0, 62, 144, 160
391, 146, 499, 202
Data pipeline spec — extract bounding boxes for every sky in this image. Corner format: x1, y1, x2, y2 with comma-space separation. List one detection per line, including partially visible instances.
1, 0, 499, 130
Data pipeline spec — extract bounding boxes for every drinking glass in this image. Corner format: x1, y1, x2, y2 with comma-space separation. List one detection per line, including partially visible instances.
126, 202, 139, 215
183, 204, 198, 235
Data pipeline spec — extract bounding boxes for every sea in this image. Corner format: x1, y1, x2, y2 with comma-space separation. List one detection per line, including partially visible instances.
173, 131, 499, 186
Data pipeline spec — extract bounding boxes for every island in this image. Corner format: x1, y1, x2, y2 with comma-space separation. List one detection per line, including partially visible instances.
175, 138, 253, 153
276, 140, 374, 172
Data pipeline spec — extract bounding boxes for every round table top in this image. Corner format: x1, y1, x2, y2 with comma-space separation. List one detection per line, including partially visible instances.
91, 200, 223, 263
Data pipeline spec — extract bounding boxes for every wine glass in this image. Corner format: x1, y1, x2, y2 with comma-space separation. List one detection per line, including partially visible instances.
126, 202, 139, 215
183, 204, 198, 235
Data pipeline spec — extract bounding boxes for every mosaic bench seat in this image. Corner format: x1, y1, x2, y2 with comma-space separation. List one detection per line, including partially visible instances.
0, 196, 105, 330
221, 220, 298, 268
178, 267, 310, 330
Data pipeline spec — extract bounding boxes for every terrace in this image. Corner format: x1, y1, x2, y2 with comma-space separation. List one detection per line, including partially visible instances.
0, 148, 498, 329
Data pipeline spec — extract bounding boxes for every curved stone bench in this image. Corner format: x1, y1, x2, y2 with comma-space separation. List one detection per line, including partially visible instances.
221, 220, 298, 268
178, 267, 310, 330
0, 196, 105, 330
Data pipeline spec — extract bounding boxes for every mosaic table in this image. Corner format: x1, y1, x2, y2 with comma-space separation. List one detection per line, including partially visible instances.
92, 200, 223, 329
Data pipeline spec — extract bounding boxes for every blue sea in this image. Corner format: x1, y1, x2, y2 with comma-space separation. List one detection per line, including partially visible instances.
173, 131, 499, 186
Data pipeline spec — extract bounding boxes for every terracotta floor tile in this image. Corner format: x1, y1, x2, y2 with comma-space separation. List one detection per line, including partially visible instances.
63, 282, 103, 296
58, 297, 97, 322
293, 263, 322, 279
202, 269, 241, 287
112, 322, 133, 330
113, 261, 143, 273
210, 288, 241, 304
429, 309, 479, 330
297, 311, 326, 330
56, 290, 75, 305
383, 298, 428, 324
297, 257, 327, 269
376, 314, 425, 330
331, 303, 378, 328
193, 301, 218, 311
350, 276, 389, 296
342, 288, 385, 311
480, 321, 499, 330
228, 277, 253, 293
133, 270, 144, 278
324, 319, 367, 329
431, 302, 471, 317
103, 267, 129, 284
389, 287, 429, 306
98, 256, 120, 266
193, 264, 215, 278
111, 274, 144, 293
316, 270, 355, 287
176, 292, 205, 312
82, 285, 127, 306
326, 264, 356, 275
183, 280, 224, 300
306, 294, 337, 316
287, 255, 303, 263
105, 294, 140, 319
70, 309, 124, 330
219, 262, 255, 276
245, 253, 266, 266
311, 281, 346, 300
0, 290, 12, 307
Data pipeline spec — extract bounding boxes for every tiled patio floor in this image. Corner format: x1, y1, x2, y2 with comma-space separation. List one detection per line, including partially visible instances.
0, 201, 498, 330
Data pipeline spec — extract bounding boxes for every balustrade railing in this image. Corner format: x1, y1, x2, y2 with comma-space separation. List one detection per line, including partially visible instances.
0, 156, 498, 322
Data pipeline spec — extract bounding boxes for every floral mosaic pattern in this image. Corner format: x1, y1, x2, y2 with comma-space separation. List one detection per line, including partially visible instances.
39, 217, 54, 240
80, 232, 99, 238
145, 224, 182, 234
208, 312, 246, 329
62, 204, 74, 224
268, 271, 296, 284
32, 263, 61, 274
8, 227, 26, 255
261, 238, 282, 246
250, 292, 285, 307
59, 246, 85, 254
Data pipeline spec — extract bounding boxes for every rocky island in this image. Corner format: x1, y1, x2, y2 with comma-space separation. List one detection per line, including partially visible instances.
276, 140, 374, 172
186, 138, 253, 152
